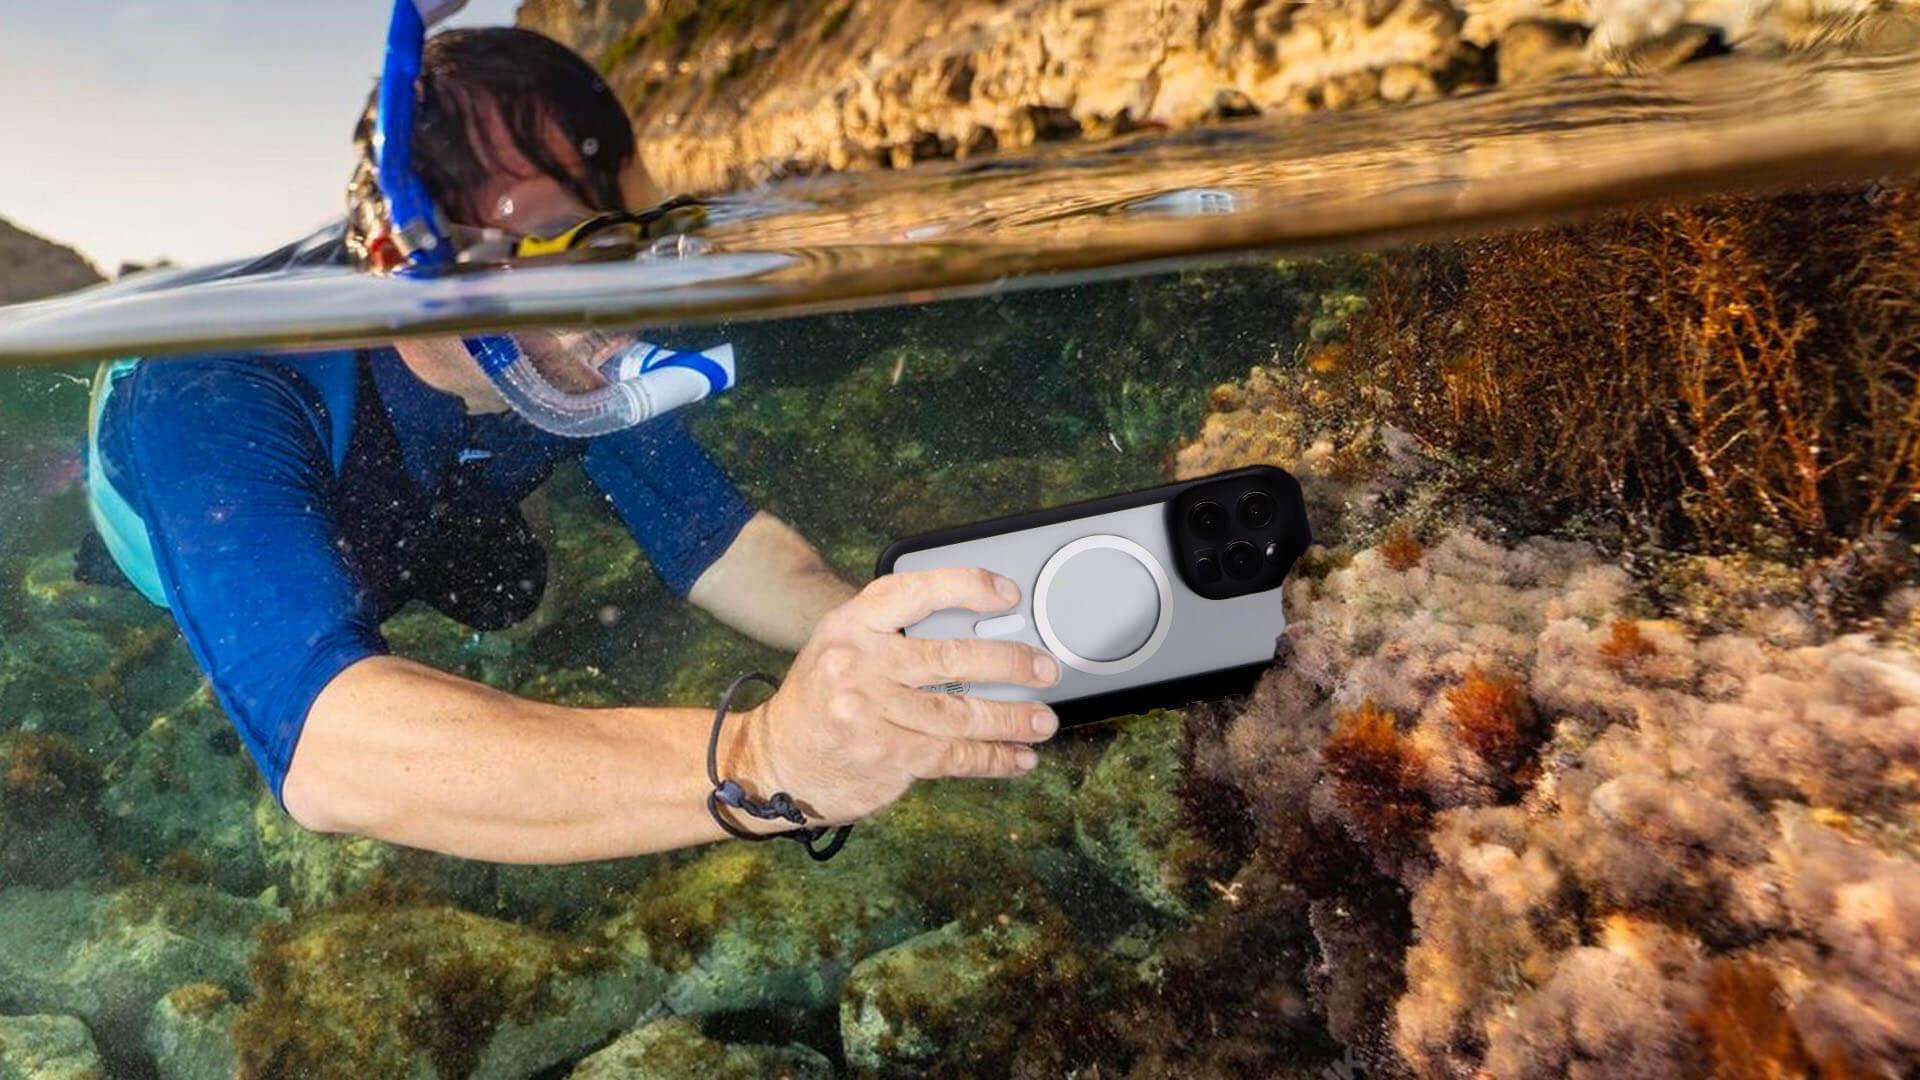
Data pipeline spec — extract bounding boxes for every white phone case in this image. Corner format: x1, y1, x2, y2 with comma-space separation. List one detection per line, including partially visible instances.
876, 465, 1309, 711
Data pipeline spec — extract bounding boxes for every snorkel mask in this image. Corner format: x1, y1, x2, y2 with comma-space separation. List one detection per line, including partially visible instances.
372, 0, 734, 438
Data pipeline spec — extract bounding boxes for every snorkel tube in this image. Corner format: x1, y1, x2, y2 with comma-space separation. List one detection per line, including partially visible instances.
466, 337, 737, 438
376, 0, 459, 268
373, 0, 735, 436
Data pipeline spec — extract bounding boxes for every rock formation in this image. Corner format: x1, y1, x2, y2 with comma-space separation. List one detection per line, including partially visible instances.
0, 218, 101, 306
516, 0, 1918, 195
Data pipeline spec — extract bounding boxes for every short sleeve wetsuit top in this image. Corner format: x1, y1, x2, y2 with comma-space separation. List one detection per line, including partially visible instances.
88, 346, 756, 808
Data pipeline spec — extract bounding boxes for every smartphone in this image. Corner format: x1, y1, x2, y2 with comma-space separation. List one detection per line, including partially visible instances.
875, 465, 1311, 722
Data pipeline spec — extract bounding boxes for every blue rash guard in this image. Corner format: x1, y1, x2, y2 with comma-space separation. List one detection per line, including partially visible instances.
89, 346, 756, 808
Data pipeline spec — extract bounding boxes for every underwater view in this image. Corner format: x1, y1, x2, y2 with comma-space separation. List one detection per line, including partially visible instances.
4, 1, 1920, 1078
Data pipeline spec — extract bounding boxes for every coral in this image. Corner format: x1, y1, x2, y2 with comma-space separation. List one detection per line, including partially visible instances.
1196, 509, 1920, 1080
1480, 917, 1711, 1080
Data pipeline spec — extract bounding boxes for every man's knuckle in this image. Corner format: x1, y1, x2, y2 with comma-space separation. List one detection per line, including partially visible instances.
820, 645, 855, 678
827, 690, 865, 721
936, 739, 975, 776
935, 637, 969, 674
994, 642, 1032, 676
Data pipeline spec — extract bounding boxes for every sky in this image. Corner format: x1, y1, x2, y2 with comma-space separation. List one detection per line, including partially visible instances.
0, 0, 523, 274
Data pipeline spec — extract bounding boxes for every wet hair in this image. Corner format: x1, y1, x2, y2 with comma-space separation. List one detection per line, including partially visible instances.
344, 27, 636, 268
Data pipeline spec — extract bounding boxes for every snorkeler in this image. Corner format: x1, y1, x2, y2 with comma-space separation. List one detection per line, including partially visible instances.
81, 19, 1062, 864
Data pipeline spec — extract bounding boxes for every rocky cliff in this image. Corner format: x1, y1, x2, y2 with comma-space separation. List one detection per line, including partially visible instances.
516, 0, 1919, 195
0, 218, 102, 305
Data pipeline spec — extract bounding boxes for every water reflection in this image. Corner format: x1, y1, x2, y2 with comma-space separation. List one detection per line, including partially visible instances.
3, 52, 1919, 363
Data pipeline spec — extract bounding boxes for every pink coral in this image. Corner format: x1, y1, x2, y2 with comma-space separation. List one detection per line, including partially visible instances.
1220, 520, 1920, 1079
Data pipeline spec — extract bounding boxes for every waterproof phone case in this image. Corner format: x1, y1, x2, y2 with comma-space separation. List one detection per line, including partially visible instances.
875, 465, 1311, 722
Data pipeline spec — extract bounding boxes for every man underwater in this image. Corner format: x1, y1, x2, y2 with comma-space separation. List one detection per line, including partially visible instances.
84, 23, 1063, 862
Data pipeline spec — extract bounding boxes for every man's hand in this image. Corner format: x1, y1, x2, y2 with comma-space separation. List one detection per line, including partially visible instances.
733, 568, 1062, 826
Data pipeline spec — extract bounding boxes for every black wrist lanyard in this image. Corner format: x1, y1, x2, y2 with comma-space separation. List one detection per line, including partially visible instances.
705, 671, 852, 862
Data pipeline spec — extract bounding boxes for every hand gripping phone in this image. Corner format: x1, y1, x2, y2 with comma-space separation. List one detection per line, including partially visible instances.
875, 465, 1311, 722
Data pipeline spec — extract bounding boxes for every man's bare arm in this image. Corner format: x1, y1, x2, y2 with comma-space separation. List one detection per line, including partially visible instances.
689, 510, 857, 652
281, 654, 791, 863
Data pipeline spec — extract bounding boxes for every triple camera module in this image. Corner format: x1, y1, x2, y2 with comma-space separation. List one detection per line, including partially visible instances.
1167, 467, 1309, 601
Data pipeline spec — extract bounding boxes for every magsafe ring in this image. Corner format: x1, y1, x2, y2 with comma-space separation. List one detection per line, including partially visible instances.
1032, 534, 1174, 675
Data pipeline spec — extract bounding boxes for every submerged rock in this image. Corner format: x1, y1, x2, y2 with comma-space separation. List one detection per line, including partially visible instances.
144, 983, 238, 1080
599, 747, 1089, 1030
1072, 711, 1236, 917
568, 1016, 832, 1079
233, 905, 658, 1080
492, 858, 662, 927
0, 651, 129, 764
99, 689, 266, 894
601, 841, 933, 1025
0, 1014, 104, 1080
0, 732, 107, 889
0, 883, 282, 1058
251, 791, 493, 913
838, 919, 1061, 1076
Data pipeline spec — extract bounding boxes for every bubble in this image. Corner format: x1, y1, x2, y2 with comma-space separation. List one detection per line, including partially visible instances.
581, 137, 600, 157
597, 605, 623, 626
495, 195, 515, 218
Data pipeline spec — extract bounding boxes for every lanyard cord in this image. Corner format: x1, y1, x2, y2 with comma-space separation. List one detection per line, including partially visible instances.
705, 672, 852, 862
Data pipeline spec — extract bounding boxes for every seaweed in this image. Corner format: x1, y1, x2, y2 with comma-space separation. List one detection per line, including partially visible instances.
1445, 668, 1539, 779
1342, 179, 1920, 558
1, 731, 103, 824
1376, 522, 1426, 572
1691, 958, 1856, 1080
1322, 703, 1432, 860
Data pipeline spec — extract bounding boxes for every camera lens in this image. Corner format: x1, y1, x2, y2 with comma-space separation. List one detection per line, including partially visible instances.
1224, 540, 1261, 579
1237, 490, 1277, 530
1189, 500, 1228, 537
1195, 550, 1222, 583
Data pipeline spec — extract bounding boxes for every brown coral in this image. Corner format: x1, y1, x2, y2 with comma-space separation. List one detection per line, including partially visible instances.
1599, 618, 1659, 669
1322, 703, 1432, 858
1377, 523, 1426, 571
1445, 668, 1539, 776
1691, 957, 1854, 1080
